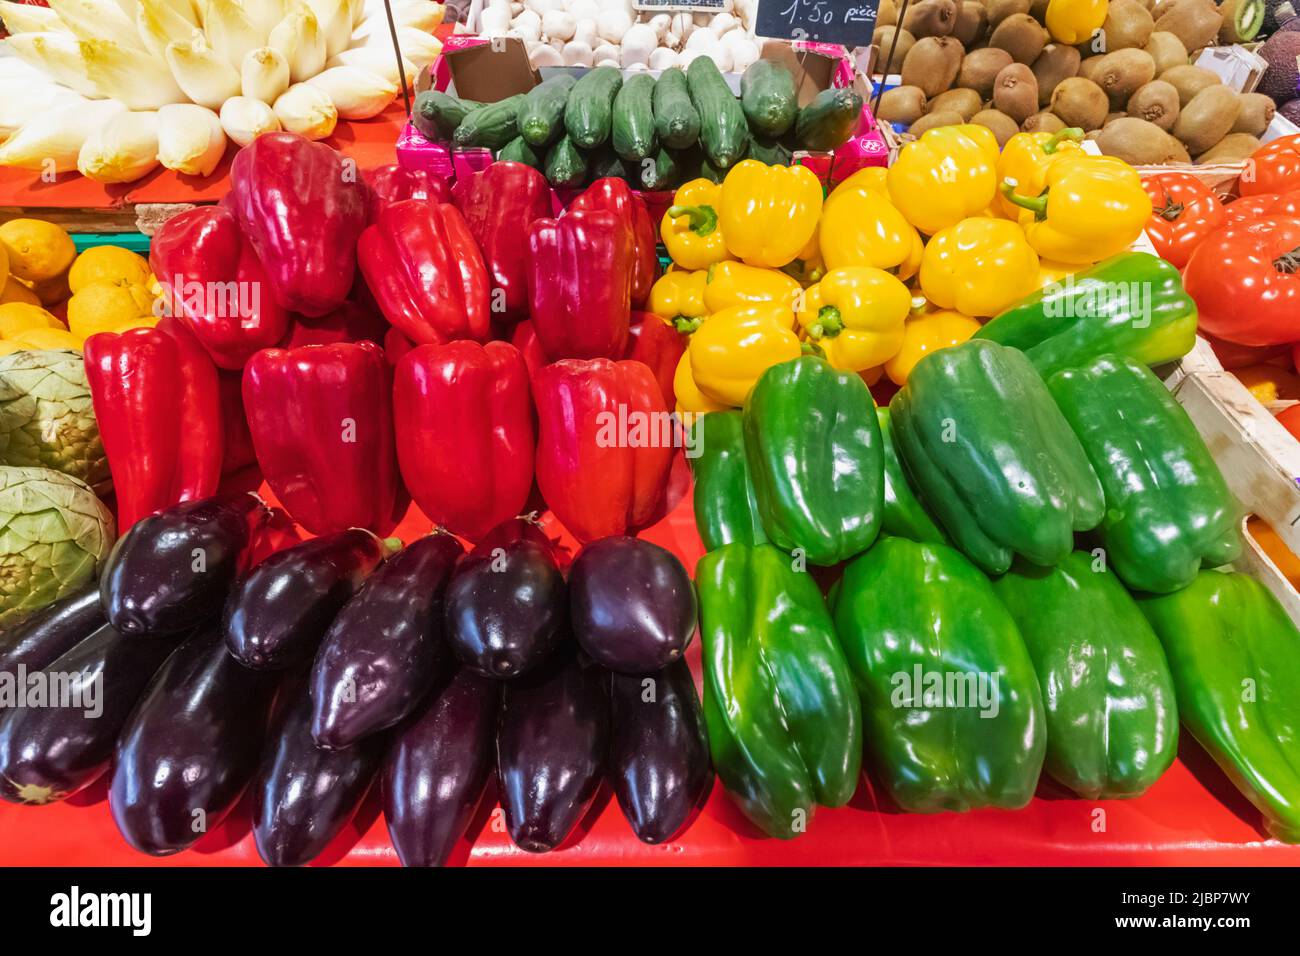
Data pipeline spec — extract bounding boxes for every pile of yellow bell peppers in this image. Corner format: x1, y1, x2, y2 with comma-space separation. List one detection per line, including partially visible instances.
654, 124, 1151, 413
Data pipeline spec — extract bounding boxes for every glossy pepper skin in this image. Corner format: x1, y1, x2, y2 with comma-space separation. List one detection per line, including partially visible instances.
533, 358, 673, 543
661, 178, 732, 270
883, 306, 981, 387
243, 342, 398, 535
819, 169, 923, 278
1138, 570, 1300, 843
366, 163, 451, 216
876, 407, 947, 545
919, 218, 1040, 318
886, 125, 999, 235
149, 206, 290, 370
718, 160, 824, 268
702, 260, 801, 313
1045, 0, 1108, 42
358, 199, 492, 347
528, 209, 634, 361
975, 252, 1197, 377
1048, 354, 1241, 593
890, 340, 1104, 574
744, 356, 884, 566
1237, 133, 1300, 197
569, 177, 658, 307
393, 341, 534, 542
830, 537, 1046, 812
673, 350, 730, 414
1184, 216, 1300, 347
688, 303, 802, 407
228, 131, 369, 318
649, 270, 707, 333
626, 310, 686, 410
1142, 171, 1227, 269
1222, 191, 1300, 227
996, 128, 1084, 220
994, 552, 1178, 800
698, 543, 862, 839
83, 317, 223, 531
451, 161, 554, 324
689, 410, 767, 551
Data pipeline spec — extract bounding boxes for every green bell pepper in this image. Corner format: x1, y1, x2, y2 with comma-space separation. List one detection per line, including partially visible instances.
742, 356, 883, 566
697, 543, 862, 838
876, 406, 948, 546
1138, 570, 1300, 844
1048, 354, 1241, 594
993, 552, 1179, 800
889, 339, 1104, 575
975, 252, 1197, 377
689, 410, 767, 552
830, 537, 1046, 812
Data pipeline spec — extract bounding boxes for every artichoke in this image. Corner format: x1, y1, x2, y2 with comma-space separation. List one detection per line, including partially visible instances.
0, 349, 109, 493
0, 465, 114, 629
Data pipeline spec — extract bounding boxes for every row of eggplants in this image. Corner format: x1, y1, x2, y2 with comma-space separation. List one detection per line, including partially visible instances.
0, 492, 712, 865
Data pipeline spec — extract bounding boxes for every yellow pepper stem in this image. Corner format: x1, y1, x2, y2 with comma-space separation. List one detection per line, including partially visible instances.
801, 339, 826, 358
1041, 128, 1084, 154
667, 204, 719, 237
674, 315, 703, 334
807, 305, 844, 339
1001, 181, 1049, 221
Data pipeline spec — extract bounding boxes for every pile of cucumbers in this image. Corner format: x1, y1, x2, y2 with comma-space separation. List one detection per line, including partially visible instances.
411, 57, 864, 191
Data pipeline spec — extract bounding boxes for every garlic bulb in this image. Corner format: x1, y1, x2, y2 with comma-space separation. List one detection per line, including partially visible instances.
241, 46, 291, 104
562, 40, 594, 67
7, 32, 104, 99
136, 0, 200, 58
219, 95, 281, 146
270, 6, 328, 84
528, 42, 563, 67
78, 109, 162, 183
157, 103, 228, 175
306, 0, 354, 59
541, 10, 576, 41
0, 98, 125, 173
167, 31, 243, 111
47, 0, 146, 53
204, 0, 264, 70
82, 38, 189, 109
273, 82, 338, 140
0, 1, 67, 33
595, 9, 631, 43
306, 66, 397, 120
646, 46, 677, 70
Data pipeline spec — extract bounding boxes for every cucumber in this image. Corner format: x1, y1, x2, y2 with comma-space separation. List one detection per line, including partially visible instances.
498, 136, 543, 169
687, 56, 749, 171
545, 133, 589, 188
412, 90, 482, 141
565, 66, 623, 150
673, 147, 730, 184
453, 93, 528, 149
517, 74, 576, 147
589, 146, 626, 182
795, 87, 864, 152
741, 60, 798, 138
612, 73, 658, 161
747, 134, 794, 167
652, 67, 700, 150
623, 146, 681, 192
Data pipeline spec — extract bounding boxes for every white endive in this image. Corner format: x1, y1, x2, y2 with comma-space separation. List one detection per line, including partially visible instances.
243, 0, 289, 36
0, 82, 81, 143
167, 31, 243, 110
305, 0, 353, 58
0, 1, 69, 33
394, 1, 445, 31
219, 95, 281, 146
327, 45, 416, 88
156, 103, 228, 175
204, 0, 264, 69
273, 82, 337, 140
110, 0, 142, 17
269, 6, 327, 83
78, 109, 162, 183
306, 66, 397, 119
82, 39, 189, 109
7, 32, 104, 99
137, 0, 202, 58
46, 0, 147, 52
0, 99, 126, 173
241, 46, 291, 104
394, 27, 441, 68
350, 0, 367, 27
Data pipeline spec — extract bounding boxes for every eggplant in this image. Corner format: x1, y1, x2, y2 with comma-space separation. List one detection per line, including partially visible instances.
444, 517, 567, 679
382, 668, 499, 867
109, 626, 280, 855
310, 532, 463, 750
0, 624, 176, 805
609, 660, 712, 844
569, 536, 697, 674
0, 582, 104, 679
497, 652, 609, 853
225, 529, 393, 670
252, 676, 386, 867
101, 493, 269, 637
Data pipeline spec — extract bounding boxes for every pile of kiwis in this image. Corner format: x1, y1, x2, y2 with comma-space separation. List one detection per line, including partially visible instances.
874, 0, 1279, 165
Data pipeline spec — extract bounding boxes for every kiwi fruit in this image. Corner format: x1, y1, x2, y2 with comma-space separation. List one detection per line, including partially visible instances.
1218, 0, 1266, 42
1093, 49, 1157, 108
960, 47, 1016, 97
1050, 77, 1111, 129
1079, 54, 1108, 83
1023, 111, 1067, 132
1160, 64, 1221, 106
1143, 31, 1189, 74
971, 108, 1022, 146
1031, 44, 1082, 106
1127, 80, 1182, 130
1197, 132, 1262, 163
993, 63, 1040, 122
902, 0, 958, 38
1029, 0, 1052, 19
1152, 0, 1181, 17
1102, 0, 1157, 49
1153, 0, 1225, 53
952, 1, 989, 47
878, 86, 929, 125
909, 110, 967, 136
875, 26, 919, 72
879, 0, 900, 27
1173, 84, 1241, 154
928, 88, 984, 120
986, 0, 1032, 26
1096, 116, 1188, 162
990, 13, 1048, 63
1231, 92, 1276, 135
902, 36, 964, 97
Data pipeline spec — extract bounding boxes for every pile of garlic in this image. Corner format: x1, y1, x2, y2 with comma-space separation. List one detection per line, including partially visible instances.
0, 0, 445, 184
473, 0, 762, 73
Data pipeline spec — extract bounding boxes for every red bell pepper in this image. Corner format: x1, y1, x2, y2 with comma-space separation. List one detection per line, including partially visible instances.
1142, 172, 1226, 270
1184, 216, 1300, 347
149, 205, 291, 369
242, 341, 398, 535
365, 163, 451, 218
228, 131, 369, 318
527, 209, 633, 362
625, 310, 685, 410
393, 341, 535, 541
533, 358, 673, 542
83, 317, 224, 531
1223, 191, 1300, 228
568, 177, 658, 307
384, 326, 415, 367
510, 319, 548, 382
357, 199, 491, 346
218, 370, 256, 476
282, 300, 389, 349
1239, 134, 1300, 197
452, 161, 554, 324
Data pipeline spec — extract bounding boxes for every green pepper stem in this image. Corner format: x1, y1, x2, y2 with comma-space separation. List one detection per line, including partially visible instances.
1042, 127, 1084, 155
382, 536, 404, 554
809, 305, 844, 339
1274, 246, 1300, 274
673, 315, 702, 334
667, 203, 718, 237
801, 339, 826, 358
1001, 180, 1049, 220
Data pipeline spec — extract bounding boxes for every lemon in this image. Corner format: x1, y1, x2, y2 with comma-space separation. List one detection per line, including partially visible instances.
0, 275, 41, 307
0, 240, 8, 283
68, 245, 152, 294
7, 327, 82, 350
0, 302, 63, 339
29, 271, 71, 307
0, 219, 76, 284
67, 280, 157, 340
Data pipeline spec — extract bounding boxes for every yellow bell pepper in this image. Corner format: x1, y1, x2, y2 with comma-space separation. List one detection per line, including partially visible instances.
797, 267, 911, 372
820, 177, 924, 279
717, 160, 824, 269
649, 270, 709, 332
996, 128, 1085, 220
674, 350, 731, 413
886, 125, 999, 236
1036, 259, 1076, 289
884, 307, 983, 386
835, 167, 889, 195
689, 302, 803, 406
703, 260, 802, 313
1046, 0, 1108, 44
781, 229, 826, 286
661, 179, 733, 270
919, 218, 1041, 318
1002, 154, 1153, 265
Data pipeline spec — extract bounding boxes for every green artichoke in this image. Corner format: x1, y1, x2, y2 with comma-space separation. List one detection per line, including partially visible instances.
0, 349, 109, 493
0, 465, 114, 629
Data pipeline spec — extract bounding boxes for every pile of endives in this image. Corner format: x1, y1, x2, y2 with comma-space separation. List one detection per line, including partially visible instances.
0, 0, 445, 183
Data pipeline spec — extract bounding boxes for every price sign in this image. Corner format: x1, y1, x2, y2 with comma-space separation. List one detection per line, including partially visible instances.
754, 0, 880, 46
